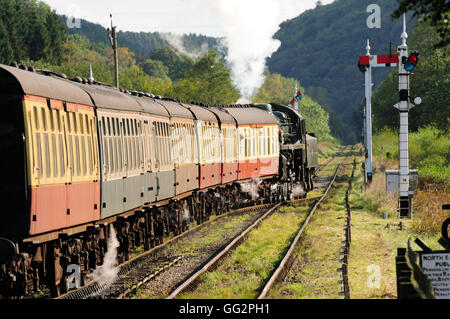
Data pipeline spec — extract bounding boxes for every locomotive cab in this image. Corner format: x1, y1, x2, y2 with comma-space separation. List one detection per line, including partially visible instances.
259, 103, 317, 191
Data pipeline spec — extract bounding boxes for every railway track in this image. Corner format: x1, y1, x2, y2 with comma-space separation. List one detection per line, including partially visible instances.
257, 161, 342, 299
166, 162, 341, 299
260, 148, 357, 299
57, 202, 278, 299
57, 150, 344, 300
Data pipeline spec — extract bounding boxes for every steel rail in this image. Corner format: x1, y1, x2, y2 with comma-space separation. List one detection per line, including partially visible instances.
56, 202, 276, 299
257, 161, 342, 299
165, 194, 323, 299
58, 149, 346, 300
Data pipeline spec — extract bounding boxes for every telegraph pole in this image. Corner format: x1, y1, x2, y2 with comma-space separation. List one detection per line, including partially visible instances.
107, 14, 119, 88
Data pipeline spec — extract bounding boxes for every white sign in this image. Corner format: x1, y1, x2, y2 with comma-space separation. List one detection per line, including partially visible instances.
421, 253, 450, 299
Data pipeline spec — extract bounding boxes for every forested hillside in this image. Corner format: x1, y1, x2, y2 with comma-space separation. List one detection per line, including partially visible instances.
0, 0, 66, 65
267, 0, 418, 143
0, 0, 332, 141
61, 15, 222, 61
372, 19, 449, 132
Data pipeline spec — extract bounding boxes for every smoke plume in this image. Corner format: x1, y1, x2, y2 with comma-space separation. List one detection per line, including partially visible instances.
160, 33, 210, 59
88, 224, 120, 287
204, 0, 326, 101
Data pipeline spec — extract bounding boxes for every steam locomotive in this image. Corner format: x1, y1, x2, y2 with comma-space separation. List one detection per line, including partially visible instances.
0, 63, 318, 297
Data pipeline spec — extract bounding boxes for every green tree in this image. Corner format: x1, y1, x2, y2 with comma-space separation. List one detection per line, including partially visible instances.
392, 0, 450, 47
140, 59, 169, 78
171, 50, 240, 104
0, 0, 66, 64
372, 19, 450, 132
267, 0, 419, 144
45, 9, 67, 64
150, 46, 193, 80
297, 96, 332, 140
0, 21, 14, 64
252, 72, 332, 140
252, 72, 300, 104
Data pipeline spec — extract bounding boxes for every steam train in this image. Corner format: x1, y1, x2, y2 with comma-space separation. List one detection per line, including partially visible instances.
0, 63, 318, 297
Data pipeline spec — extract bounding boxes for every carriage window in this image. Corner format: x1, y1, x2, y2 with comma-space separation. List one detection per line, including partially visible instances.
85, 114, 90, 135
56, 110, 61, 132
68, 134, 74, 177
244, 129, 248, 159
35, 133, 43, 179
75, 135, 81, 176
52, 134, 58, 177
49, 109, 55, 131
72, 113, 77, 134
112, 117, 116, 136
87, 137, 92, 176
79, 113, 84, 134
33, 107, 40, 130
44, 133, 51, 178
58, 135, 65, 177
81, 135, 87, 176
41, 108, 47, 131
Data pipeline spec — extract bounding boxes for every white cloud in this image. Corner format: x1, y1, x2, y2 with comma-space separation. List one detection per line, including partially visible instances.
43, 0, 334, 37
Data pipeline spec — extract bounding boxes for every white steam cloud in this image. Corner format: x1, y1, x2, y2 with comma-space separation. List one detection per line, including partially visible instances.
160, 33, 210, 59
88, 224, 120, 288
214, 0, 281, 100
292, 184, 306, 198
204, 0, 328, 101
240, 178, 261, 200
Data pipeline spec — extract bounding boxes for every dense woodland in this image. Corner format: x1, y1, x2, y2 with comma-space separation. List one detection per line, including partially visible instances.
0, 0, 446, 144
267, 0, 419, 143
0, 0, 333, 140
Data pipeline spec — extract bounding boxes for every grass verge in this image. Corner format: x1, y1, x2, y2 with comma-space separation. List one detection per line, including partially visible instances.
178, 202, 312, 299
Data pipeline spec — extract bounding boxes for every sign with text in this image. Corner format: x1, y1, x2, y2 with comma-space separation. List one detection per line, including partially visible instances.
421, 253, 450, 299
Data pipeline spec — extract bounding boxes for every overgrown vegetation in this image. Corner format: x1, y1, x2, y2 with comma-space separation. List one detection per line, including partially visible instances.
361, 128, 449, 236
178, 203, 311, 299
372, 126, 449, 187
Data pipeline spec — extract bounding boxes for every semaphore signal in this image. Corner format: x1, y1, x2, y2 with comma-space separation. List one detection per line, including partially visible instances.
358, 42, 399, 184
358, 14, 421, 218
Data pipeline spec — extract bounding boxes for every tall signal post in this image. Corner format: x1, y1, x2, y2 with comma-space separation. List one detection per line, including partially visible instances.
107, 14, 119, 88
358, 42, 399, 184
394, 14, 420, 218
364, 39, 373, 183
358, 14, 420, 218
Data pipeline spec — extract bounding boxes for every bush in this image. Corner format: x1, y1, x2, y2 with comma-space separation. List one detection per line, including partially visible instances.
373, 126, 449, 187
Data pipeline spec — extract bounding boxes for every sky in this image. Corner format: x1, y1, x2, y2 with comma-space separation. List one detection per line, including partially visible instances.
43, 0, 335, 37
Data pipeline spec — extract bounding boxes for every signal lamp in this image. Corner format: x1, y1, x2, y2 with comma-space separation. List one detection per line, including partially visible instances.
402, 52, 419, 72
